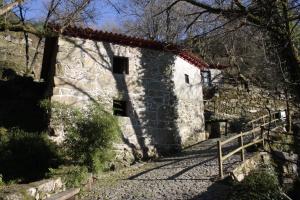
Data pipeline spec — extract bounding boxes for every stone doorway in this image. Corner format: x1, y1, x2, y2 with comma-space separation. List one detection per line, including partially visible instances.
206, 119, 228, 139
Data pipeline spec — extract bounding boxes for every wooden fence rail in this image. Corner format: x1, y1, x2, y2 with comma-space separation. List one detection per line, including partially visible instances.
217, 111, 282, 178
246, 112, 279, 128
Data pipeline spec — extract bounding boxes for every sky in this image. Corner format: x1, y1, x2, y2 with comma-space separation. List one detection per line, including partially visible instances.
22, 0, 124, 28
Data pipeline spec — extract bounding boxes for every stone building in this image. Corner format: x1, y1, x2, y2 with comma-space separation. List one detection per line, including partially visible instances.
41, 26, 217, 159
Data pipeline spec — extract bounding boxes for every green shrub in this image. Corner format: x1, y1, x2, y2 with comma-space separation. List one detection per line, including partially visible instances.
228, 169, 285, 200
0, 174, 4, 187
271, 133, 294, 153
48, 165, 89, 188
0, 128, 62, 183
0, 127, 7, 136
42, 100, 121, 172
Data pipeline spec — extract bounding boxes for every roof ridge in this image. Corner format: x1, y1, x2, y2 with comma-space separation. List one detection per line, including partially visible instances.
48, 24, 209, 69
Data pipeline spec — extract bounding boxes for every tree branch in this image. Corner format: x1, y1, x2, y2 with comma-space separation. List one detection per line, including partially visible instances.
0, 22, 50, 37
185, 10, 208, 33
0, 0, 24, 16
181, 0, 242, 15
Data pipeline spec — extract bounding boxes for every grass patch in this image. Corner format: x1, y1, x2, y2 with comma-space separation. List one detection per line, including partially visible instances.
48, 165, 89, 188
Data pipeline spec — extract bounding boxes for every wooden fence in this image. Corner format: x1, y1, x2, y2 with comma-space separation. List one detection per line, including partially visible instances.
246, 111, 280, 130
217, 111, 282, 178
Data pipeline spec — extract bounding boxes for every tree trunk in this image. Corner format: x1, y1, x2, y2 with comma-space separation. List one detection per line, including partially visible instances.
271, 32, 300, 100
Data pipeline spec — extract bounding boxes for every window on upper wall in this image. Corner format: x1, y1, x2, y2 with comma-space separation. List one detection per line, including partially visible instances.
185, 74, 190, 84
113, 56, 129, 74
201, 70, 212, 86
113, 100, 127, 117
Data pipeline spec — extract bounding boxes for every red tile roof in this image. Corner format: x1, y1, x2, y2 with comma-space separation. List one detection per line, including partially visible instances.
49, 24, 212, 69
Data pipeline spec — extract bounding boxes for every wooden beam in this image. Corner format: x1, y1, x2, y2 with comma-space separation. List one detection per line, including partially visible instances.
222, 139, 264, 161
239, 132, 245, 162
217, 140, 223, 179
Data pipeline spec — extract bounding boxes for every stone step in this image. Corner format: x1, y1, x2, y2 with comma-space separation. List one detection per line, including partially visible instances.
46, 188, 80, 200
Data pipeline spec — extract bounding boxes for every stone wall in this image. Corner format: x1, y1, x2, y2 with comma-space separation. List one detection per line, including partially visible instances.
205, 84, 288, 119
0, 31, 44, 79
46, 36, 206, 158
231, 152, 271, 182
0, 178, 64, 200
173, 58, 206, 145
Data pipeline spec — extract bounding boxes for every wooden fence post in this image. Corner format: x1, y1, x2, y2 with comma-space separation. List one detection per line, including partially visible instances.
260, 125, 265, 148
239, 132, 245, 162
225, 120, 228, 136
217, 140, 223, 179
213, 101, 216, 113
251, 122, 255, 141
289, 114, 292, 133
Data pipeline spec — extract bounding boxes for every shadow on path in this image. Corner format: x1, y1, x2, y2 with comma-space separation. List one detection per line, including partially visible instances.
188, 179, 232, 200
84, 138, 250, 200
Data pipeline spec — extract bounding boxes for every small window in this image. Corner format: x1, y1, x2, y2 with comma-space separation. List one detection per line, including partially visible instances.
185, 74, 190, 84
201, 70, 212, 86
113, 100, 127, 116
113, 56, 129, 74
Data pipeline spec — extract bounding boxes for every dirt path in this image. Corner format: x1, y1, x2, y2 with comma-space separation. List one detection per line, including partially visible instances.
82, 138, 247, 200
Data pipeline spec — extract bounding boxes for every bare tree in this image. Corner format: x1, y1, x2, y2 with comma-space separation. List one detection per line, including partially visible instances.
0, 0, 99, 35
122, 0, 201, 42
0, 0, 114, 74
155, 0, 300, 101
43, 0, 97, 30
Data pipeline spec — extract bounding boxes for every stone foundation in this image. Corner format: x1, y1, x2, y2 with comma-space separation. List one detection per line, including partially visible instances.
0, 178, 64, 200
231, 152, 271, 182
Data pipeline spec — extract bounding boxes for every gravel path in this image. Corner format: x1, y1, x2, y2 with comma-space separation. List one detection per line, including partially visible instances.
82, 138, 250, 200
